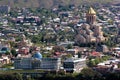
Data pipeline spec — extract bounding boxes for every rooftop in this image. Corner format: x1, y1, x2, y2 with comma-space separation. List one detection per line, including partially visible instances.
88, 7, 96, 14
64, 57, 86, 63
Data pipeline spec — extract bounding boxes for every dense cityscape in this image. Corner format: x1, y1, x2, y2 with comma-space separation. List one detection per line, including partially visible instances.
0, 0, 120, 80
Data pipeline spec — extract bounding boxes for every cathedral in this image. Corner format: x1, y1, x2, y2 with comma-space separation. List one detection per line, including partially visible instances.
75, 7, 105, 44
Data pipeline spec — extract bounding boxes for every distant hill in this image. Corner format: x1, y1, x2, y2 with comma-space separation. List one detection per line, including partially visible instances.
0, 0, 119, 8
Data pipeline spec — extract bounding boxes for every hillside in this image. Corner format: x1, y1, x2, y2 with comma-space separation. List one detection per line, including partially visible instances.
0, 0, 119, 8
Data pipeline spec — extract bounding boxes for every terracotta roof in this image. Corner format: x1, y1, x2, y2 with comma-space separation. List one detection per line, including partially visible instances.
91, 51, 100, 56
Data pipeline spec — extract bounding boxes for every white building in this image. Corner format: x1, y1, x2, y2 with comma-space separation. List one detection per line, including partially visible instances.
63, 58, 86, 73
14, 52, 61, 71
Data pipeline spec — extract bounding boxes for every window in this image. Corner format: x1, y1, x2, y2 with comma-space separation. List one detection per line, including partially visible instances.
63, 62, 74, 68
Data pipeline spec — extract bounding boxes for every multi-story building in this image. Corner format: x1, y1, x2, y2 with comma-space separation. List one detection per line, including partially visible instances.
41, 58, 61, 71
14, 52, 42, 69
14, 58, 32, 69
14, 51, 61, 71
63, 58, 86, 73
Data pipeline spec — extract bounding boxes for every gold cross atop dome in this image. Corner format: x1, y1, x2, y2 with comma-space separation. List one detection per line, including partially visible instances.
88, 7, 96, 14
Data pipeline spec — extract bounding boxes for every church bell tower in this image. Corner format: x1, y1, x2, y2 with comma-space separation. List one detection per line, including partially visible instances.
86, 7, 96, 24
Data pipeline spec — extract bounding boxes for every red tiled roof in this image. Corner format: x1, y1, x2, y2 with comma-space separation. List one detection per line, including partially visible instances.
91, 51, 100, 56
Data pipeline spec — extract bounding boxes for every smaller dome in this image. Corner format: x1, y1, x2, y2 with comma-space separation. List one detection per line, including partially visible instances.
33, 52, 42, 60
0, 47, 10, 54
1, 47, 9, 51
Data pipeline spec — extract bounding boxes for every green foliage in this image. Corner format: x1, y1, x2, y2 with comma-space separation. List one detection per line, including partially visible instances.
16, 37, 22, 42
40, 73, 76, 80
87, 56, 111, 67
5, 51, 10, 55
42, 53, 51, 58
88, 60, 96, 67
31, 34, 43, 43
11, 49, 17, 56
9, 11, 18, 17
9, 42, 16, 48
94, 58, 100, 65
1, 63, 13, 68
104, 37, 116, 47
66, 44, 72, 49
0, 73, 22, 80
80, 68, 102, 80
31, 35, 41, 43
1, 69, 120, 80
102, 56, 110, 61
66, 54, 73, 58
61, 54, 73, 60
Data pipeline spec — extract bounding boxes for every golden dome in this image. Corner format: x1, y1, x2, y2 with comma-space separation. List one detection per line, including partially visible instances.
88, 7, 96, 14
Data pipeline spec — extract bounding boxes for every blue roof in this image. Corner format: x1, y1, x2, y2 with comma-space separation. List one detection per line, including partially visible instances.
1, 47, 9, 51
33, 52, 42, 60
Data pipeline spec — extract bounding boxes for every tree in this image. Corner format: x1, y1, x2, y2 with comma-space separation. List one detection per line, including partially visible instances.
0, 73, 23, 80
11, 49, 17, 56
94, 58, 100, 65
9, 42, 16, 48
66, 44, 72, 49
31, 34, 42, 43
1, 63, 13, 68
88, 60, 96, 67
81, 68, 102, 80
5, 51, 10, 55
